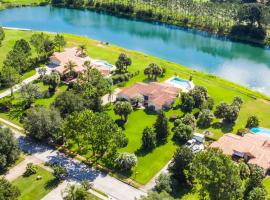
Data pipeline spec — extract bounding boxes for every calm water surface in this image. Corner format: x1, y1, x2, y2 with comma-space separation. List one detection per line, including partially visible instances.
0, 6, 270, 95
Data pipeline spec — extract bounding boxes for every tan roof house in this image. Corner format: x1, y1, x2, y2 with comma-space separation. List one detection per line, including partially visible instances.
49, 47, 112, 77
118, 82, 180, 111
210, 133, 270, 173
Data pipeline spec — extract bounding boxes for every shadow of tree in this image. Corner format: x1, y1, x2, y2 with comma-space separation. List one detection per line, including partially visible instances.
212, 121, 234, 133
45, 178, 60, 190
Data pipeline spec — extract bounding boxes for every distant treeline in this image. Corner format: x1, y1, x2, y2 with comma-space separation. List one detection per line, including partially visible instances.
51, 0, 270, 46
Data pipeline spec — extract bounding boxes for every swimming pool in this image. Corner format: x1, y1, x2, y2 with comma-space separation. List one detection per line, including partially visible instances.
93, 60, 114, 69
169, 77, 194, 89
250, 127, 270, 136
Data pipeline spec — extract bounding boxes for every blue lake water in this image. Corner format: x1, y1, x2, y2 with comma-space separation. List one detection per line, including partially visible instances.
0, 6, 270, 95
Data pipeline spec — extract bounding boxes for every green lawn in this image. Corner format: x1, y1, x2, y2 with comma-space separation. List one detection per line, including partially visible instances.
12, 166, 59, 200
0, 0, 47, 10
0, 81, 67, 126
263, 177, 270, 197
2, 29, 270, 185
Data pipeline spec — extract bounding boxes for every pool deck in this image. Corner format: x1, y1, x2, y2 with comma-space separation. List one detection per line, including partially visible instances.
165, 76, 195, 92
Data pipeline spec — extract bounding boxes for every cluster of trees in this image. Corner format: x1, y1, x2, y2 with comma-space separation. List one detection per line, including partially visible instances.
214, 96, 243, 124
144, 63, 164, 80
141, 111, 170, 152
51, 0, 270, 45
0, 32, 66, 96
0, 178, 20, 199
141, 147, 268, 200
0, 127, 20, 172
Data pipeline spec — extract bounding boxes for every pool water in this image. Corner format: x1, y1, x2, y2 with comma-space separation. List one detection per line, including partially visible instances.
250, 127, 270, 136
170, 77, 191, 88
93, 60, 114, 69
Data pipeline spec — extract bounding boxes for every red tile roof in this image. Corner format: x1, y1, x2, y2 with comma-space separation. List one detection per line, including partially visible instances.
118, 82, 180, 109
210, 133, 270, 171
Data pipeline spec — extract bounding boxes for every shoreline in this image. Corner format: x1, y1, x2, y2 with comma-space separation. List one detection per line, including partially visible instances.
3, 26, 270, 99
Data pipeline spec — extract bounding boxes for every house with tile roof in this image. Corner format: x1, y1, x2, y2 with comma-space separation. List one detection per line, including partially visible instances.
118, 82, 181, 111
49, 47, 113, 77
210, 133, 270, 173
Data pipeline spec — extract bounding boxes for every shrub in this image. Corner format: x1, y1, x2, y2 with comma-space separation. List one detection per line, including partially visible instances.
141, 127, 156, 150
197, 109, 214, 128
24, 163, 37, 177
154, 173, 172, 193
115, 152, 137, 171
52, 163, 68, 180
180, 113, 196, 130
173, 123, 193, 144
246, 115, 259, 129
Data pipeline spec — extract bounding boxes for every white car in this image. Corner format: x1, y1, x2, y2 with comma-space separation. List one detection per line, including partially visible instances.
186, 139, 196, 148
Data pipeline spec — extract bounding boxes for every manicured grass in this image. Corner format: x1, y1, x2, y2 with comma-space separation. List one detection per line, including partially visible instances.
12, 166, 59, 200
0, 0, 46, 10
0, 81, 67, 126
2, 29, 270, 185
263, 177, 270, 196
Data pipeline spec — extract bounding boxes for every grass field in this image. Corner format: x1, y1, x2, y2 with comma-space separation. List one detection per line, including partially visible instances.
0, 0, 47, 10
2, 29, 270, 185
12, 166, 58, 200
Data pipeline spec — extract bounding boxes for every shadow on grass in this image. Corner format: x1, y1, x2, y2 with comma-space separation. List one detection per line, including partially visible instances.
143, 109, 157, 115
45, 178, 60, 190
171, 183, 194, 199
212, 121, 234, 133
115, 119, 126, 129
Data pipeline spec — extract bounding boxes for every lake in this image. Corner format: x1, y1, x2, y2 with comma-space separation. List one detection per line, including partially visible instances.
0, 6, 270, 95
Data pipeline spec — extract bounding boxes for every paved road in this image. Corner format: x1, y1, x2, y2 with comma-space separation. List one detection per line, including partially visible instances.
7, 126, 146, 200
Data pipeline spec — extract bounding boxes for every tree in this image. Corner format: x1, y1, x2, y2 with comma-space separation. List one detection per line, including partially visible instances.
131, 94, 144, 107
224, 105, 240, 123
30, 33, 54, 60
114, 101, 133, 122
180, 92, 195, 113
0, 27, 4, 46
54, 34, 66, 52
169, 146, 193, 183
52, 163, 68, 180
189, 86, 208, 108
0, 178, 20, 200
42, 71, 61, 93
115, 53, 132, 73
245, 164, 265, 197
154, 111, 169, 143
1, 65, 21, 96
197, 109, 214, 128
232, 96, 243, 107
246, 115, 259, 129
24, 163, 37, 177
24, 107, 62, 141
0, 127, 20, 171
180, 113, 196, 130
237, 3, 266, 28
62, 110, 127, 159
239, 160, 250, 180
19, 83, 41, 108
214, 102, 229, 119
76, 44, 87, 57
115, 152, 137, 171
63, 184, 92, 200
187, 148, 243, 200
144, 63, 163, 80
155, 173, 172, 194
38, 67, 47, 79
64, 60, 77, 79
173, 123, 193, 144
137, 191, 174, 200
141, 126, 156, 150
13, 39, 31, 57
54, 91, 85, 118
247, 187, 267, 200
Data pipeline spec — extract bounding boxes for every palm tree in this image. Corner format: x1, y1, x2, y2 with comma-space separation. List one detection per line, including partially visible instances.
64, 60, 77, 79
76, 44, 87, 57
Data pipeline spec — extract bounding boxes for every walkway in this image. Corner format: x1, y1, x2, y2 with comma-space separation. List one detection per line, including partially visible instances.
3, 122, 146, 200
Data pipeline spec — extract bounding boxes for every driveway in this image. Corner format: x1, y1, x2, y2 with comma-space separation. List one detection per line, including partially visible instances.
6, 125, 146, 200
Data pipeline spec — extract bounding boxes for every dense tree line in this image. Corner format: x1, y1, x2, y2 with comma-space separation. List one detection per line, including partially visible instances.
50, 0, 270, 45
